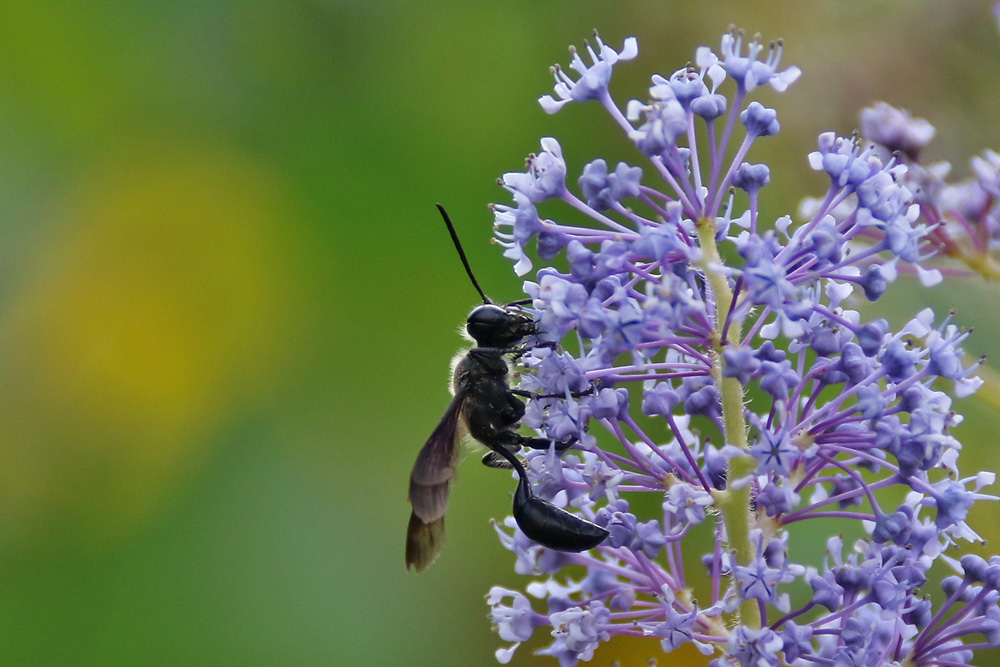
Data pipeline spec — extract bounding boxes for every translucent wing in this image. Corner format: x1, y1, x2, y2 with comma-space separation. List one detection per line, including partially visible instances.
406, 394, 466, 572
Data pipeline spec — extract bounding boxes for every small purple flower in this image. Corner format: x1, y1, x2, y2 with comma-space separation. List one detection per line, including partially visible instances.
487, 587, 542, 644
756, 480, 797, 517
630, 518, 666, 558
806, 567, 844, 611
602, 507, 637, 548
543, 602, 610, 663
641, 381, 680, 417
860, 101, 936, 160
881, 338, 917, 381
743, 258, 794, 310
539, 33, 638, 113
741, 101, 780, 138
722, 345, 760, 385
732, 162, 770, 195
809, 132, 879, 187
577, 159, 643, 211
933, 480, 975, 530
871, 506, 914, 545
757, 357, 800, 399
501, 137, 567, 203
779, 622, 813, 663
653, 604, 698, 652
717, 29, 801, 93
749, 425, 797, 477
723, 626, 783, 667
628, 95, 687, 158
663, 481, 713, 525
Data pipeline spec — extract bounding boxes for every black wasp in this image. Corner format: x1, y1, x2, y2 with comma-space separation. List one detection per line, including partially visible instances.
405, 205, 609, 572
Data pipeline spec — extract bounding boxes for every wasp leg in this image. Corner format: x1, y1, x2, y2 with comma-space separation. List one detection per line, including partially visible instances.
499, 432, 577, 452
508, 340, 558, 361
511, 387, 597, 401
511, 377, 602, 401
480, 435, 573, 471
482, 449, 514, 469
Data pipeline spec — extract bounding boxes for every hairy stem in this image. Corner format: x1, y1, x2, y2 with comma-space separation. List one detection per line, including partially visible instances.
695, 216, 760, 629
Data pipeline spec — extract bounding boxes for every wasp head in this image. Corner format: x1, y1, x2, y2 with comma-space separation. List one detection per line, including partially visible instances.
466, 304, 536, 348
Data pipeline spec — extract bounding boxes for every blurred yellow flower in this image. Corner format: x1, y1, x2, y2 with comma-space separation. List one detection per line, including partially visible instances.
0, 145, 295, 550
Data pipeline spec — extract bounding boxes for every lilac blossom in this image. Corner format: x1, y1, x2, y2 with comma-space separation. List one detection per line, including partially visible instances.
808, 97, 1000, 284
479, 27, 1000, 666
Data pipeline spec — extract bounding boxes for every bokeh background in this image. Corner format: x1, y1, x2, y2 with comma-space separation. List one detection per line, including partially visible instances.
0, 1, 998, 665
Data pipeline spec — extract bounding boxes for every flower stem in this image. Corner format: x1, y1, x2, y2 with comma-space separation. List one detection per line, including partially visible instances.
695, 216, 760, 629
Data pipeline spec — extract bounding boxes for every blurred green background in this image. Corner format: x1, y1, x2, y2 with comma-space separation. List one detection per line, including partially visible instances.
0, 1, 998, 665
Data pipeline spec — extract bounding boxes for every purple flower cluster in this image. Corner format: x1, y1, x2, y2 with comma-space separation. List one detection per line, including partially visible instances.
841, 101, 1000, 283
482, 28, 1000, 666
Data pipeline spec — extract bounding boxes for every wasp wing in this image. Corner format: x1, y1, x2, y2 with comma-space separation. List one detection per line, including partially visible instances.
406, 393, 467, 572
408, 394, 466, 521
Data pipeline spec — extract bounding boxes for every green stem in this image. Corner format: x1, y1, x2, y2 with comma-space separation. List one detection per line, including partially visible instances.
694, 216, 760, 629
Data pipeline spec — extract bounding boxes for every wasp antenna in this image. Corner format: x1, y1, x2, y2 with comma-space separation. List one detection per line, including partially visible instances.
436, 204, 491, 305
